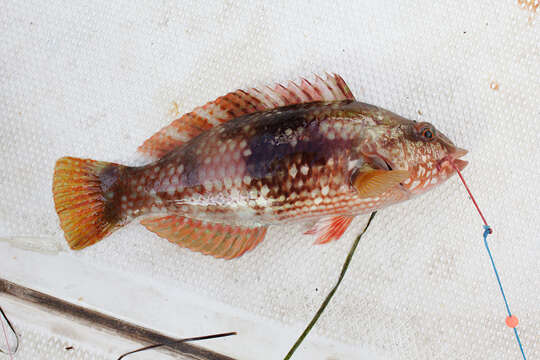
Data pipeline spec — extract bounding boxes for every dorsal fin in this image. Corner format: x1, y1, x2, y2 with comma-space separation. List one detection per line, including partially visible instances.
138, 73, 355, 160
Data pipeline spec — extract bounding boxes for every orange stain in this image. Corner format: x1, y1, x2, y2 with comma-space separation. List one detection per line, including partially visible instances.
169, 101, 181, 117
490, 81, 499, 91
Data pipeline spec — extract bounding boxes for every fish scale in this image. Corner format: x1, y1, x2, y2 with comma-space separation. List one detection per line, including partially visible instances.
52, 74, 468, 258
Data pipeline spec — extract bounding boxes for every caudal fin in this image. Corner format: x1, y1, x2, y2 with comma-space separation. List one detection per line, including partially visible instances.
52, 157, 126, 250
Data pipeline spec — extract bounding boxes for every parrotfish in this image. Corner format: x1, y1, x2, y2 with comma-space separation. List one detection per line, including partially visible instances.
53, 74, 468, 259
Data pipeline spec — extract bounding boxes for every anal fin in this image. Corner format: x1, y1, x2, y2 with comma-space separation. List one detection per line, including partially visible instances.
141, 215, 267, 259
304, 215, 354, 244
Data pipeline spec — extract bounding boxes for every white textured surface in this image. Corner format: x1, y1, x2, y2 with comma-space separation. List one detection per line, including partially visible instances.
1, 1, 539, 359
0, 293, 186, 360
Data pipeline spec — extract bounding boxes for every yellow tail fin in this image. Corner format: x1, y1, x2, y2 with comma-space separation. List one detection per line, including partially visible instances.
52, 157, 125, 250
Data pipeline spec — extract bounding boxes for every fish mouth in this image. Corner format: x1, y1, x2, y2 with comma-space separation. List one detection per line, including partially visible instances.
447, 147, 469, 171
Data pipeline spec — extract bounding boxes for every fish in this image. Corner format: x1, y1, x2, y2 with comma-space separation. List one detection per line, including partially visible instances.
52, 74, 468, 259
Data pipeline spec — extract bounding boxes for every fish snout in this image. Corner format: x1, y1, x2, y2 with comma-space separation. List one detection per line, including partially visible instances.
450, 147, 468, 171
437, 147, 468, 171
442, 147, 469, 171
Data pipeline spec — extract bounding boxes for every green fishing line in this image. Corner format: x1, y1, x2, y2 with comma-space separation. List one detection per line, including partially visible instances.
284, 212, 377, 360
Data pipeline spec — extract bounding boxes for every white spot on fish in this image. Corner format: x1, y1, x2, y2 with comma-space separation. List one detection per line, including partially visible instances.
321, 186, 329, 196
285, 180, 292, 191
285, 128, 292, 135
320, 122, 329, 133
243, 149, 252, 157
261, 185, 270, 197
409, 180, 421, 190
314, 197, 323, 205
239, 140, 247, 149
224, 177, 232, 189
403, 178, 411, 185
178, 164, 184, 173
203, 181, 213, 191
430, 177, 438, 185
137, 185, 142, 192
289, 164, 298, 178
167, 186, 175, 196
168, 167, 175, 176
327, 132, 335, 140
300, 164, 309, 175
243, 175, 252, 185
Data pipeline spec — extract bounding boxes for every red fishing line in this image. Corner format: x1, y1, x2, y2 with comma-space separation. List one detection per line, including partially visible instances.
453, 163, 491, 232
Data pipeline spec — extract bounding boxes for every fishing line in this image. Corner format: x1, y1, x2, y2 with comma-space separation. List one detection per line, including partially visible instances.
283, 212, 377, 360
0, 307, 18, 359
452, 163, 527, 360
117, 331, 237, 360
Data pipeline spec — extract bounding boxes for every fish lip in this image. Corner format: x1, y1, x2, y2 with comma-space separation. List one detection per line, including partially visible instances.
451, 147, 468, 159
440, 147, 469, 171
437, 147, 469, 171
452, 158, 468, 171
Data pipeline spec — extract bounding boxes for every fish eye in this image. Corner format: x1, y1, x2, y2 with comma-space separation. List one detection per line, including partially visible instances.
422, 128, 434, 140
415, 122, 436, 142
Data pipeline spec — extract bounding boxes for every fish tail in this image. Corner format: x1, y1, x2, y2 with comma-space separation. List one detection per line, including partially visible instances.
52, 156, 127, 250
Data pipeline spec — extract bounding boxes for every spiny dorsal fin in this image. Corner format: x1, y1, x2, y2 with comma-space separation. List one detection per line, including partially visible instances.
140, 215, 267, 259
138, 73, 355, 160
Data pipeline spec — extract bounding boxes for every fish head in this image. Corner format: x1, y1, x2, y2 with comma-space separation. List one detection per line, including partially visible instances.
361, 119, 468, 196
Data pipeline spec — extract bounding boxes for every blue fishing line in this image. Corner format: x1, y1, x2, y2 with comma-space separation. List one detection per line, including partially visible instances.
482, 225, 526, 360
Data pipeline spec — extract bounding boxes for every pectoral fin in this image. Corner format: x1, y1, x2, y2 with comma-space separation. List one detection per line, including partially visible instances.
352, 168, 409, 198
